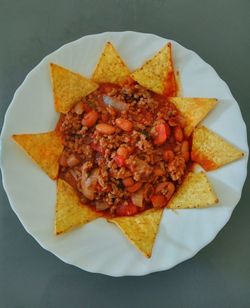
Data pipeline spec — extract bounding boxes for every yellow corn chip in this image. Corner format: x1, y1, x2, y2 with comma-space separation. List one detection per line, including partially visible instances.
55, 179, 102, 235
168, 172, 218, 209
109, 209, 163, 258
131, 43, 177, 96
50, 63, 98, 114
92, 42, 130, 84
191, 126, 244, 171
12, 131, 63, 180
169, 97, 217, 136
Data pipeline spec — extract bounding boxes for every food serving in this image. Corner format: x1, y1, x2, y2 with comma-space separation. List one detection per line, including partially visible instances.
58, 81, 191, 216
12, 41, 244, 257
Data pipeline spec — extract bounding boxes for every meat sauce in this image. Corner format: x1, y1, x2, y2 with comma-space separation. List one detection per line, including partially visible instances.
57, 81, 191, 217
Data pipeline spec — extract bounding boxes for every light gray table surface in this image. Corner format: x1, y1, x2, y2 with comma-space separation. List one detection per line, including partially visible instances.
0, 0, 249, 307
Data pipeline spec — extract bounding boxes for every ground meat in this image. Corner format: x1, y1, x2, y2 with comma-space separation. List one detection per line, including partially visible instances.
136, 134, 153, 152
167, 156, 186, 181
128, 157, 153, 182
61, 112, 82, 134
58, 82, 190, 217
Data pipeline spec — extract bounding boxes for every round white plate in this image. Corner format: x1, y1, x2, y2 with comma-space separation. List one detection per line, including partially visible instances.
0, 31, 248, 276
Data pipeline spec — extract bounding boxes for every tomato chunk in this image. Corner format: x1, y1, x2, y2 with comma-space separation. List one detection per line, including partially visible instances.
151, 194, 167, 208
154, 123, 170, 145
116, 202, 138, 216
114, 155, 125, 167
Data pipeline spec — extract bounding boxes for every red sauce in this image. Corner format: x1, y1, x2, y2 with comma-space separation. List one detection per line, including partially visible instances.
191, 151, 217, 171
164, 43, 178, 97
164, 70, 177, 97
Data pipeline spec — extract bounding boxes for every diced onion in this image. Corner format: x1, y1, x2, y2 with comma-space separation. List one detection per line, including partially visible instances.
103, 95, 128, 111
81, 168, 100, 200
131, 189, 144, 207
69, 169, 81, 181
67, 154, 80, 167
95, 201, 110, 211
81, 184, 95, 201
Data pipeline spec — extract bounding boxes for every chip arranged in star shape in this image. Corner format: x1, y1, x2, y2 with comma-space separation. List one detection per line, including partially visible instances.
12, 42, 244, 258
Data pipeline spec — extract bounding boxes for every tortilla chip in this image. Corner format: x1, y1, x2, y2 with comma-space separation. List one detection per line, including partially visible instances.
168, 172, 218, 209
191, 126, 244, 171
131, 43, 177, 96
50, 63, 98, 114
55, 179, 102, 235
12, 131, 63, 180
109, 209, 163, 258
169, 97, 217, 136
92, 42, 130, 84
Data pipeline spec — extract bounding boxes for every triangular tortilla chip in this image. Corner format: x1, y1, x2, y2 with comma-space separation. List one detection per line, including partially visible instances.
55, 179, 102, 235
12, 131, 63, 180
168, 172, 218, 209
131, 43, 177, 96
92, 42, 130, 84
169, 97, 217, 136
109, 209, 163, 258
50, 63, 98, 114
191, 126, 244, 171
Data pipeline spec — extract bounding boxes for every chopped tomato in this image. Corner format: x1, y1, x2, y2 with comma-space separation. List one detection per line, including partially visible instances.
151, 194, 167, 208
154, 123, 170, 145
116, 201, 138, 216
82, 101, 92, 112
114, 155, 125, 167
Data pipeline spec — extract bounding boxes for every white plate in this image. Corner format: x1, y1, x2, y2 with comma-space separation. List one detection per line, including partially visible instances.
0, 31, 248, 276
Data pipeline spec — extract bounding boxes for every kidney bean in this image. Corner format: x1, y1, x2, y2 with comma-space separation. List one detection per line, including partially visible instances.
115, 118, 133, 132
174, 126, 184, 142
96, 123, 116, 135
82, 110, 99, 127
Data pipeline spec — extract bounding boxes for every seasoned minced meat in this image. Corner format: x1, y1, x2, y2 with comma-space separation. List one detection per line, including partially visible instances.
58, 82, 190, 217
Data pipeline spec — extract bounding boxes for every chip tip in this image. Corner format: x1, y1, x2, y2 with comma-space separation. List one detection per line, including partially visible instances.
50, 62, 56, 69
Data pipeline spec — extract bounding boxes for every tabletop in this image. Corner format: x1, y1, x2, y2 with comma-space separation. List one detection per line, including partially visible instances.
0, 0, 249, 307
